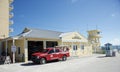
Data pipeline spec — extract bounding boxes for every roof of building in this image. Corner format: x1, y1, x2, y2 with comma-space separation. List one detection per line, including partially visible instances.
10, 28, 88, 43
105, 43, 112, 46
59, 32, 74, 37
17, 27, 63, 39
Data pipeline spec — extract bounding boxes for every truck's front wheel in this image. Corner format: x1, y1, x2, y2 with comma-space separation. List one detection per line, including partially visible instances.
40, 58, 46, 64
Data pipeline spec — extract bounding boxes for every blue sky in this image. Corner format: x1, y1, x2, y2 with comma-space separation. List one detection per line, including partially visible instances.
10, 0, 120, 45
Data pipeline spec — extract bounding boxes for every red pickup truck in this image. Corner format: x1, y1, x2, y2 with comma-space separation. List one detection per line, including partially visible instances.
31, 48, 70, 64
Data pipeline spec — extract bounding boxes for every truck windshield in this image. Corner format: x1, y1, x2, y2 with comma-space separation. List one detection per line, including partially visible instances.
41, 49, 49, 53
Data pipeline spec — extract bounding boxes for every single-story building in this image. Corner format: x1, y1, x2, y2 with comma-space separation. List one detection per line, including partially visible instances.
1, 28, 92, 62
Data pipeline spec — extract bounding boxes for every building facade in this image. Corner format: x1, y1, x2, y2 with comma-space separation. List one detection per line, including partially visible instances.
60, 32, 92, 57
0, 0, 14, 39
87, 30, 102, 53
3, 28, 92, 62
0, 0, 14, 55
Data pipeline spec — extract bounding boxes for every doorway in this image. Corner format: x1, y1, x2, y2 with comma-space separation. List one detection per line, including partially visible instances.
28, 41, 43, 60
72, 45, 78, 56
46, 41, 58, 48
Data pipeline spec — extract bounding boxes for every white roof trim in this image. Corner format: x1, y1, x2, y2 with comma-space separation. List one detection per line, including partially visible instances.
62, 39, 88, 42
59, 32, 74, 37
12, 36, 19, 39
21, 30, 32, 37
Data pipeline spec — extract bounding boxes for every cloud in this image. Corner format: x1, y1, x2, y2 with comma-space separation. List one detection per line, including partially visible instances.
71, 0, 78, 3
110, 38, 120, 45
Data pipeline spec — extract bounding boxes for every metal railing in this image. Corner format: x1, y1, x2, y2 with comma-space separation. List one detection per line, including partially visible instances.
9, 0, 14, 4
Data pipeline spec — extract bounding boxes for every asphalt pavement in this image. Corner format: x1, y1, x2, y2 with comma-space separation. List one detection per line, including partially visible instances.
0, 54, 120, 72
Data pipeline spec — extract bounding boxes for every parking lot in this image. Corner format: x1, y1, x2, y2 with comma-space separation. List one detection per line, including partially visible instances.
0, 54, 120, 72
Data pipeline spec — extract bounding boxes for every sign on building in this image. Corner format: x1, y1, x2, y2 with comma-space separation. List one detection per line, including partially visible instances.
11, 45, 16, 53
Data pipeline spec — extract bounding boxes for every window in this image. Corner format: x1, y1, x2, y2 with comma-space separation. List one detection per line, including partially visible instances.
80, 45, 84, 50
106, 47, 110, 50
48, 50, 54, 54
97, 32, 100, 34
73, 45, 77, 50
18, 47, 20, 54
60, 37, 62, 39
55, 49, 60, 52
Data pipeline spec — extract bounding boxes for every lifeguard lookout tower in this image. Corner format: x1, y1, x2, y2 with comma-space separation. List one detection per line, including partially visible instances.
87, 30, 101, 53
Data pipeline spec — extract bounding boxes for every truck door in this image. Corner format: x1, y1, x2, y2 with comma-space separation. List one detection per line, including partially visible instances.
48, 49, 58, 60
55, 49, 60, 58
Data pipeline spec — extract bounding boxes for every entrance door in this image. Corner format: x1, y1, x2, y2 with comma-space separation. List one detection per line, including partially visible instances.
47, 49, 58, 60
72, 45, 77, 56
28, 41, 43, 60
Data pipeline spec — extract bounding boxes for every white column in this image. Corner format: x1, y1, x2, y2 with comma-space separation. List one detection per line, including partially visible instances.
12, 53, 15, 63
62, 41, 63, 50
72, 42, 73, 56
24, 39, 28, 63
43, 41, 46, 49
12, 39, 15, 63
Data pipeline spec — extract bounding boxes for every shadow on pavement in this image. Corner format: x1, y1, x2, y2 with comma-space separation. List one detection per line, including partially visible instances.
97, 56, 106, 58
21, 63, 40, 66
21, 60, 59, 66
